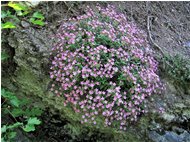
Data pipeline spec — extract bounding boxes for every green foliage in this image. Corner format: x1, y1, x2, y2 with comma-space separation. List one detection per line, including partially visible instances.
1, 122, 23, 141
61, 122, 139, 142
8, 2, 27, 11
1, 10, 8, 19
62, 123, 114, 141
1, 89, 42, 141
1, 2, 45, 29
29, 12, 45, 26
32, 11, 45, 19
1, 10, 20, 22
23, 117, 41, 132
25, 108, 43, 117
7, 2, 30, 16
1, 122, 22, 142
1, 89, 20, 107
162, 54, 190, 91
1, 21, 16, 29
64, 124, 82, 139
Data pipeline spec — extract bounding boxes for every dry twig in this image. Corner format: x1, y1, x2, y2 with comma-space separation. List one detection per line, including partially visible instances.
64, 1, 78, 18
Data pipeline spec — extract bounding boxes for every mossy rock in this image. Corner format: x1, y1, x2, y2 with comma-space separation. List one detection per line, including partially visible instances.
1, 23, 145, 141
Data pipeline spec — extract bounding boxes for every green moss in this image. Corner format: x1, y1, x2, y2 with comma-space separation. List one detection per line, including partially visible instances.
12, 65, 143, 141
183, 109, 190, 119
139, 116, 150, 130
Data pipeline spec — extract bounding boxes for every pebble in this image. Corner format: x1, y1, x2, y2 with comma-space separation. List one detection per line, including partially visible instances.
21, 21, 30, 28
183, 41, 190, 48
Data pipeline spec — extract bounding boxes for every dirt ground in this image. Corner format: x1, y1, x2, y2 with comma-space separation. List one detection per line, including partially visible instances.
114, 1, 190, 58
41, 1, 190, 58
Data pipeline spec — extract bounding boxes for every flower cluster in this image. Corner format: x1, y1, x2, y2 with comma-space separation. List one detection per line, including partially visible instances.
50, 5, 164, 130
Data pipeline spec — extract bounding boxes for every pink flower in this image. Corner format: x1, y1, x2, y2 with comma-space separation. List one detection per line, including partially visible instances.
50, 4, 164, 130
89, 90, 94, 94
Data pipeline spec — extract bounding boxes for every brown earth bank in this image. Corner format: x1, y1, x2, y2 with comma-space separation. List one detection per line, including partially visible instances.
1, 1, 190, 142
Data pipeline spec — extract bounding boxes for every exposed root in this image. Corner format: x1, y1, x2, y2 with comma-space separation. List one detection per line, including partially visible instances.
147, 15, 165, 55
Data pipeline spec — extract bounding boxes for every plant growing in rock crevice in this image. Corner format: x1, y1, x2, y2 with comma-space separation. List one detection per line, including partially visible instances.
50, 5, 164, 130
161, 53, 190, 93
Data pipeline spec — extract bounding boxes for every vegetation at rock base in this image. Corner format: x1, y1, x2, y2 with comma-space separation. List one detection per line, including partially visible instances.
1, 89, 42, 142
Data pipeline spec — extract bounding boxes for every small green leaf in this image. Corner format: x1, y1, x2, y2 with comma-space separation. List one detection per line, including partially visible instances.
16, 10, 29, 16
10, 98, 20, 107
1, 10, 13, 19
22, 10, 30, 16
23, 124, 35, 132
32, 12, 44, 20
16, 10, 24, 16
2, 22, 16, 29
1, 11, 7, 19
7, 11, 12, 16
7, 122, 23, 129
1, 138, 5, 142
1, 52, 9, 61
30, 12, 45, 26
27, 117, 41, 125
19, 98, 31, 106
23, 117, 41, 133
1, 88, 11, 98
24, 108, 43, 117
1, 89, 20, 107
8, 2, 26, 11
11, 108, 24, 117
30, 18, 45, 26
1, 125, 7, 134
29, 17, 35, 22
8, 132, 17, 139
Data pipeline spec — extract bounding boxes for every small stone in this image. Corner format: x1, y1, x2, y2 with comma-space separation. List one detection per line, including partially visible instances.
31, 1, 41, 6
182, 109, 190, 119
172, 126, 185, 133
148, 131, 165, 142
150, 98, 154, 102
167, 82, 176, 93
21, 21, 30, 28
165, 131, 182, 142
180, 131, 190, 141
162, 113, 175, 123
183, 41, 190, 48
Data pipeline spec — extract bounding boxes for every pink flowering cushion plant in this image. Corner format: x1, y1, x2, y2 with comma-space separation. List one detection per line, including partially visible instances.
50, 5, 164, 130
